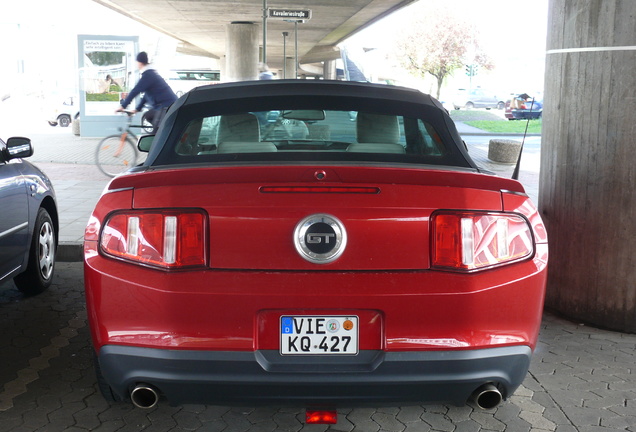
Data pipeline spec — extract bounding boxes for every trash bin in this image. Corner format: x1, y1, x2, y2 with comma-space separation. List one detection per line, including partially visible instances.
72, 118, 80, 136
488, 139, 521, 164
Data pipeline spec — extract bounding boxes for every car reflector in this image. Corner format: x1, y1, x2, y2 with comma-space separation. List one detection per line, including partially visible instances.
432, 211, 534, 271
306, 410, 337, 424
100, 209, 206, 269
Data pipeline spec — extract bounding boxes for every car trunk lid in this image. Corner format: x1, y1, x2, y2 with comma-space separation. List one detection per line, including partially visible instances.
121, 165, 518, 271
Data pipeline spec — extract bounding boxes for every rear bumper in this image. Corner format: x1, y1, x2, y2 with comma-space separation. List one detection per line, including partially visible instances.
98, 344, 532, 407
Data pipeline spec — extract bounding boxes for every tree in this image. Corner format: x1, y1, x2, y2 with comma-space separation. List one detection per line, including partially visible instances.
393, 2, 494, 99
86, 52, 126, 67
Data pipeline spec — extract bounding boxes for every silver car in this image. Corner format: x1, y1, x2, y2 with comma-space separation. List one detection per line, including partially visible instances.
0, 136, 58, 295
452, 89, 505, 110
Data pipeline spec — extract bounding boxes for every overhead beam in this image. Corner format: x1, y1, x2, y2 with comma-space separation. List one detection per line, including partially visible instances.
318, 0, 417, 46
90, 0, 416, 71
301, 45, 341, 64
93, 0, 220, 59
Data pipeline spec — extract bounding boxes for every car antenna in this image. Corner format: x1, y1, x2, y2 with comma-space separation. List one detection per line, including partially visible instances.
511, 96, 535, 180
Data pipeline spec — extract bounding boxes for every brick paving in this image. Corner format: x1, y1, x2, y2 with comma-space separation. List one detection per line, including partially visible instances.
1, 263, 636, 431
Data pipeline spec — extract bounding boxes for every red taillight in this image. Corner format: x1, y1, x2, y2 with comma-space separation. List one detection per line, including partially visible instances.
432, 211, 534, 271
100, 210, 206, 269
306, 410, 337, 424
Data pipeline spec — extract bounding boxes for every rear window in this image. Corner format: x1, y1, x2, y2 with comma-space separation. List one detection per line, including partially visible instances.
174, 110, 448, 161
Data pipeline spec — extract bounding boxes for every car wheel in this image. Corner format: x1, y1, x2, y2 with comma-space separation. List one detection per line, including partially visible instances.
465, 102, 474, 109
48, 121, 58, 127
14, 208, 56, 296
497, 102, 505, 110
58, 114, 72, 127
94, 352, 123, 402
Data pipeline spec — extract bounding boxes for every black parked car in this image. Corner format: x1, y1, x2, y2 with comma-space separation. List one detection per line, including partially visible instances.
0, 136, 58, 295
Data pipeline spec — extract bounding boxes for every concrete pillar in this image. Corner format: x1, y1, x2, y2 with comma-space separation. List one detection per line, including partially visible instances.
540, 0, 636, 332
225, 22, 259, 82
284, 57, 295, 79
323, 60, 337, 80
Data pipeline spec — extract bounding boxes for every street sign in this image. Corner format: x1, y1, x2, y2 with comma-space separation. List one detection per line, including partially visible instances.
268, 9, 312, 20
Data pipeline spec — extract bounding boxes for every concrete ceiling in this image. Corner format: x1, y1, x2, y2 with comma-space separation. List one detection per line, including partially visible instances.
93, 0, 416, 72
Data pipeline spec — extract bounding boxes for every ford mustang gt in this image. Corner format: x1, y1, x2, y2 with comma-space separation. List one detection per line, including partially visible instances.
84, 80, 548, 413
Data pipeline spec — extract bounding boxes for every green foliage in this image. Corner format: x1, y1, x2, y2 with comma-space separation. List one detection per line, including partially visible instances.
86, 51, 125, 66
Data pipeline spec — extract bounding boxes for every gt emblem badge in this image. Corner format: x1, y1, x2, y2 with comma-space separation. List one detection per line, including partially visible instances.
294, 214, 347, 264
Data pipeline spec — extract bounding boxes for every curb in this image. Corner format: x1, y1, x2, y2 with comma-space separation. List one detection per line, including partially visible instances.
57, 242, 84, 263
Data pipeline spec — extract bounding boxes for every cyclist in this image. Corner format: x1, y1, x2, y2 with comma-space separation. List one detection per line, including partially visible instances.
116, 52, 177, 132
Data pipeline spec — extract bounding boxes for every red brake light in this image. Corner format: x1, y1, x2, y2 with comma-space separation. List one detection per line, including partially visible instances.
432, 211, 534, 271
260, 186, 380, 194
100, 210, 206, 269
306, 410, 337, 424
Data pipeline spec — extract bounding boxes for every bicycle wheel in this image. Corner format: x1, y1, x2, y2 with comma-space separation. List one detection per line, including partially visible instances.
96, 135, 138, 177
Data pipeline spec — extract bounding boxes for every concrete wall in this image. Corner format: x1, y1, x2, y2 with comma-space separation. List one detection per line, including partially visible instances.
540, 0, 636, 331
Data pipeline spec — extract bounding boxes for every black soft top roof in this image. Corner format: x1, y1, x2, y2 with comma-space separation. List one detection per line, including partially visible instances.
183, 80, 442, 109
145, 80, 477, 170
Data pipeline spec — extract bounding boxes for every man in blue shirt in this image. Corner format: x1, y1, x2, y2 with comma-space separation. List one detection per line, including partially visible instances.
116, 52, 177, 132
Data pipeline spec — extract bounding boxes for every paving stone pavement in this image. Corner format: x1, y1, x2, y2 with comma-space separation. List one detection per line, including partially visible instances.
1, 263, 635, 431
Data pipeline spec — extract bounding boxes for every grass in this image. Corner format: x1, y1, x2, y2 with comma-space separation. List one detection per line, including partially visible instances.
448, 109, 542, 133
86, 93, 121, 102
465, 119, 542, 134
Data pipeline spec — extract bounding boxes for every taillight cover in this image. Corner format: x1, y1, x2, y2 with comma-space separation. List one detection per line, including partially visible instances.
432, 211, 534, 271
100, 209, 207, 269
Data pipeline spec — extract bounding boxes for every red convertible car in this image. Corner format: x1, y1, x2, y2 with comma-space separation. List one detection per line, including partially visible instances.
84, 80, 548, 414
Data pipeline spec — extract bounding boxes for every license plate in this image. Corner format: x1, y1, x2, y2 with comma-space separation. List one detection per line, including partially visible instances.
280, 316, 358, 355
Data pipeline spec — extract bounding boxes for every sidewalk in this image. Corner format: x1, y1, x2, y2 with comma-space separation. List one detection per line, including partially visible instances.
27, 127, 541, 262
24, 129, 111, 261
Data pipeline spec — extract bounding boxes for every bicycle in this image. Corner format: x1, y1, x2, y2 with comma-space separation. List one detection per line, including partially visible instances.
95, 111, 147, 177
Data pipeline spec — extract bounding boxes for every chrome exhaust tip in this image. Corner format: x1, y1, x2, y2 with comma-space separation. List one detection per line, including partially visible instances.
130, 384, 159, 409
471, 383, 503, 410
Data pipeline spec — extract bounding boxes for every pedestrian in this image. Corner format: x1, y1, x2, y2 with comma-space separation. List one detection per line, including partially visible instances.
258, 63, 274, 80
116, 52, 177, 132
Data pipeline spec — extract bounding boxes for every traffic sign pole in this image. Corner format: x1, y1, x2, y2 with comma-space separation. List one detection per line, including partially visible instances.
262, 0, 267, 64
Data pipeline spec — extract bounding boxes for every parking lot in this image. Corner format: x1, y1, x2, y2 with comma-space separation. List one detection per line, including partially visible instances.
0, 110, 632, 431
2, 262, 636, 431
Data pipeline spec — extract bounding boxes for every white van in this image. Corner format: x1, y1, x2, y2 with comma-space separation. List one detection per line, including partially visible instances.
48, 96, 79, 127
166, 69, 221, 97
